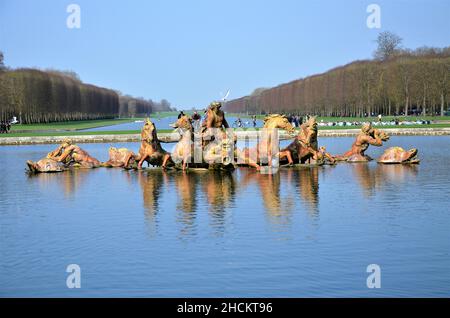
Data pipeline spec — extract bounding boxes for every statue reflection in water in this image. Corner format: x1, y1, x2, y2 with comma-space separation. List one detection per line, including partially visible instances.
240, 169, 292, 226
134, 169, 236, 238
137, 170, 166, 221
201, 172, 236, 234
239, 167, 321, 226
352, 163, 418, 197
28, 168, 90, 198
174, 171, 199, 237
291, 167, 320, 217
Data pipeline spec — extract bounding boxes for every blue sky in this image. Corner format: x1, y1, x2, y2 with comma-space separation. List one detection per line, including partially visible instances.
1, 0, 449, 109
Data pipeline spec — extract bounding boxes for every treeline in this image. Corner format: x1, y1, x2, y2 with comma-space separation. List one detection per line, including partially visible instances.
225, 47, 450, 117
0, 68, 119, 123
118, 95, 172, 118
0, 62, 173, 123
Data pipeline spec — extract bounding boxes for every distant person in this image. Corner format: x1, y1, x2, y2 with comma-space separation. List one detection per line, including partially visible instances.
192, 111, 201, 121
294, 115, 300, 127
378, 114, 382, 122
252, 115, 257, 127
178, 111, 185, 119
192, 111, 201, 130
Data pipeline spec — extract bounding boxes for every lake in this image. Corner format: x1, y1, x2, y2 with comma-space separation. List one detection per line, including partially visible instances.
83, 115, 263, 132
0, 135, 449, 297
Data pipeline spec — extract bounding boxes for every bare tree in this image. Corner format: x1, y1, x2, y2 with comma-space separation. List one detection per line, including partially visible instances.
224, 47, 449, 118
0, 51, 5, 70
374, 31, 402, 61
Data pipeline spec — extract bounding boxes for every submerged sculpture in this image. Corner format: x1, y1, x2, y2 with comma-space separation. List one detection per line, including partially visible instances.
26, 158, 66, 173
378, 147, 420, 164
201, 101, 231, 152
279, 116, 335, 165
335, 123, 389, 162
163, 114, 195, 170
133, 118, 170, 169
201, 101, 230, 131
48, 139, 101, 168
103, 118, 170, 169
26, 109, 421, 176
103, 147, 136, 168
27, 139, 101, 173
162, 114, 235, 171
237, 114, 296, 170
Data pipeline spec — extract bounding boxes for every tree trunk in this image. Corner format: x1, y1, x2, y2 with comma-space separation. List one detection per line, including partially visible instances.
441, 93, 445, 116
422, 85, 427, 116
405, 95, 409, 116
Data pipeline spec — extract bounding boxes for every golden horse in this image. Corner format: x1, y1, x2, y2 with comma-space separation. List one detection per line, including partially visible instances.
279, 116, 335, 165
163, 115, 235, 171
106, 118, 169, 169
237, 114, 296, 170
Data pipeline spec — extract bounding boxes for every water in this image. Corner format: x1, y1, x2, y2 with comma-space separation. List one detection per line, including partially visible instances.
83, 115, 263, 132
0, 136, 449, 297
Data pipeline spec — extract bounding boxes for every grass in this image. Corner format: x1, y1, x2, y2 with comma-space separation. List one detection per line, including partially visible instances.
316, 123, 450, 130
10, 118, 138, 132
226, 113, 450, 122
1, 123, 449, 138
0, 129, 171, 138
2, 111, 449, 138
9, 112, 179, 132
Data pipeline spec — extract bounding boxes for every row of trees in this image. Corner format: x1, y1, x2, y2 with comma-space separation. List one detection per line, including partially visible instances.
118, 95, 172, 118
225, 34, 450, 117
0, 53, 173, 123
0, 68, 119, 123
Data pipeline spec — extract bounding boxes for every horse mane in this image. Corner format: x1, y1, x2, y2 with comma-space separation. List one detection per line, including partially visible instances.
178, 115, 194, 131
263, 114, 287, 123
140, 120, 164, 150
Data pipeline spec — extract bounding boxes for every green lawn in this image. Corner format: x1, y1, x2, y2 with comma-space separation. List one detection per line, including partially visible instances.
226, 113, 450, 123
1, 123, 449, 138
10, 118, 138, 132
9, 112, 181, 133
316, 123, 450, 130
316, 115, 450, 123
0, 129, 173, 138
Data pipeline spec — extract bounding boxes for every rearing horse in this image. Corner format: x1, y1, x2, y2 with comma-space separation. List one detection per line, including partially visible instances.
279, 116, 335, 165
124, 118, 169, 169
162, 115, 195, 171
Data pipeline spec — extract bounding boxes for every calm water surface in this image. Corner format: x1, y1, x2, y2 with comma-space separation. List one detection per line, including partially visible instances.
84, 115, 263, 131
0, 136, 449, 297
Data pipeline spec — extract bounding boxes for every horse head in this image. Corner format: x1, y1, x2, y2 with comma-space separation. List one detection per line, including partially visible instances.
263, 114, 295, 134
171, 115, 193, 132
141, 118, 158, 144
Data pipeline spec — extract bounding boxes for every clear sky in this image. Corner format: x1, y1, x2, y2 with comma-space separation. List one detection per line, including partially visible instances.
1, 0, 449, 109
